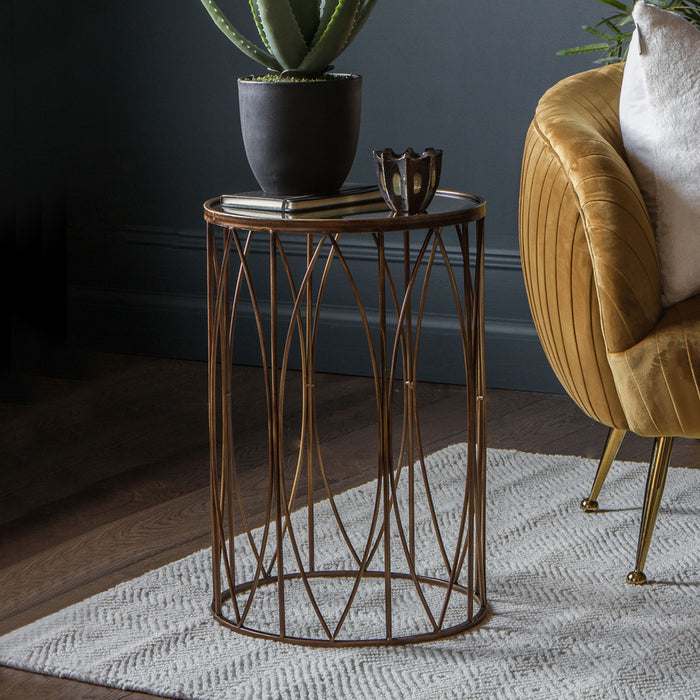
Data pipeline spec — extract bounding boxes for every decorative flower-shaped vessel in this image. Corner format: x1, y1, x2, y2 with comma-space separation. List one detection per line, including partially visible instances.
373, 147, 442, 214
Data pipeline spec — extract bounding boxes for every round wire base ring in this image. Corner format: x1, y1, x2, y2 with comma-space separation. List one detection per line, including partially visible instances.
212, 569, 490, 647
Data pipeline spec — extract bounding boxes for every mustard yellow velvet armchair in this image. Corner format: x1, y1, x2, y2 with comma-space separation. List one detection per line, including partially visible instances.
519, 63, 700, 584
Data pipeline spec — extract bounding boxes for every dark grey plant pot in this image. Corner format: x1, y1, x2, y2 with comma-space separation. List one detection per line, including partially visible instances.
238, 73, 362, 196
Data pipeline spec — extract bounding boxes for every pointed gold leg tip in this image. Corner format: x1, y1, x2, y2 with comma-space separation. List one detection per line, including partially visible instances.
627, 569, 647, 585
580, 498, 599, 512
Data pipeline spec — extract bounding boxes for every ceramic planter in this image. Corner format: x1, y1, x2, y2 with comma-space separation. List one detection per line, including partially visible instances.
238, 74, 362, 196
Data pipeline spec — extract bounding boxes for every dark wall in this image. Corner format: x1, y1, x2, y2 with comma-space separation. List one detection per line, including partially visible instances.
1, 1, 14, 394
5, 2, 77, 400
7, 1, 598, 393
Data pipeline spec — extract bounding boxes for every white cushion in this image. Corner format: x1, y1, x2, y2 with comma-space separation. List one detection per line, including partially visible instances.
619, 1, 700, 307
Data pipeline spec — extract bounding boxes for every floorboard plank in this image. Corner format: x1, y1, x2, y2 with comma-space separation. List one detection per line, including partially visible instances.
0, 666, 166, 699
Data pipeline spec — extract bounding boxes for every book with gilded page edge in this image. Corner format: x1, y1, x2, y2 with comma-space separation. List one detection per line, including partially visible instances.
220, 199, 390, 220
220, 184, 383, 213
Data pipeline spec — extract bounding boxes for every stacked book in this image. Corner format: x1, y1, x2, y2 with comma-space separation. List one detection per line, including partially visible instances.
219, 184, 389, 219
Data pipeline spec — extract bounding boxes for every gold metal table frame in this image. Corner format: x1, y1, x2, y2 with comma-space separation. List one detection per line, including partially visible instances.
204, 191, 487, 647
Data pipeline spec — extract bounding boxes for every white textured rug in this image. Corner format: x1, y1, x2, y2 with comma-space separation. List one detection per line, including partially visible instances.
1, 446, 699, 699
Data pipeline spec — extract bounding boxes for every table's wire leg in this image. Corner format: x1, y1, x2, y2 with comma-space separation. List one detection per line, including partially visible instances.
305, 234, 315, 572
206, 222, 222, 617
404, 231, 452, 574
376, 232, 393, 639
268, 232, 287, 639
310, 236, 370, 570
219, 230, 236, 618
420, 225, 474, 625
403, 231, 416, 561
208, 225, 240, 616
250, 234, 337, 640
459, 221, 477, 621
475, 217, 488, 602
224, 230, 281, 631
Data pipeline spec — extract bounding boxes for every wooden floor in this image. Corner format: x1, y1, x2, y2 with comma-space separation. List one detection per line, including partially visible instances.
1, 353, 698, 699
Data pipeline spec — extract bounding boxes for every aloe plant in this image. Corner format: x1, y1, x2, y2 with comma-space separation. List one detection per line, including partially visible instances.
199, 0, 378, 77
558, 0, 700, 63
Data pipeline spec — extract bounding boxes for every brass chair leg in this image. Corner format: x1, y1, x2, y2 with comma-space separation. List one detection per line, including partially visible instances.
581, 427, 626, 512
627, 437, 674, 585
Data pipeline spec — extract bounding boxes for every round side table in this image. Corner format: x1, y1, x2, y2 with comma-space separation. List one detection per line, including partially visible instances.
203, 190, 487, 646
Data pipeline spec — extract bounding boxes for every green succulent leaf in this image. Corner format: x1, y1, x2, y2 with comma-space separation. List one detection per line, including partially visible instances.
198, 0, 281, 71
289, 0, 322, 45
345, 0, 379, 46
320, 0, 339, 25
581, 24, 616, 40
310, 0, 340, 47
298, 0, 360, 75
253, 0, 308, 70
249, 0, 272, 53
556, 43, 612, 55
600, 17, 624, 34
